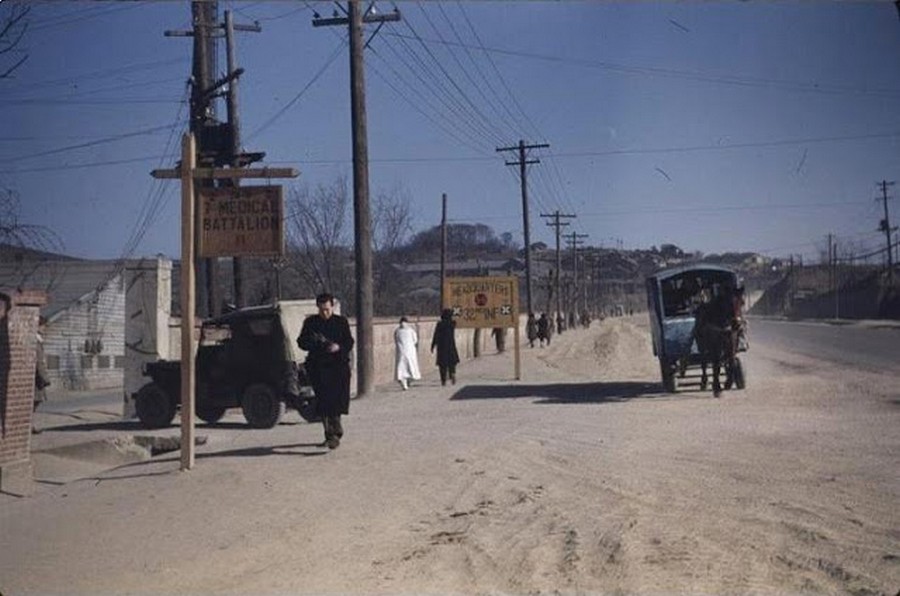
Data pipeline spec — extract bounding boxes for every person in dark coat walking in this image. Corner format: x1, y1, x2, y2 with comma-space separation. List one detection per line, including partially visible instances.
298, 293, 354, 449
33, 316, 49, 434
526, 313, 538, 348
537, 313, 551, 347
431, 309, 460, 386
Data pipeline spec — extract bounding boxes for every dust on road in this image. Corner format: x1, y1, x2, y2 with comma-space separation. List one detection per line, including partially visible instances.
1, 317, 897, 595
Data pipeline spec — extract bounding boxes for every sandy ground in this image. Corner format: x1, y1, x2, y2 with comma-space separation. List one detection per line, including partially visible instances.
1, 316, 898, 595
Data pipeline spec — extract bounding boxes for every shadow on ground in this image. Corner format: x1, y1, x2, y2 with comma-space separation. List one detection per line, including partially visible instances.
451, 381, 667, 404
47, 419, 302, 432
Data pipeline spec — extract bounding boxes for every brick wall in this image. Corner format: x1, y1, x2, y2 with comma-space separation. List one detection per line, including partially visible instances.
0, 289, 46, 495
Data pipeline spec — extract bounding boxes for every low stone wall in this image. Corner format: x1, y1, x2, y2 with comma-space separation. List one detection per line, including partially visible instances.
367, 317, 499, 389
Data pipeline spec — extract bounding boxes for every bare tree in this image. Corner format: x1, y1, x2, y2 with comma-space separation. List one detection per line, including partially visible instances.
372, 183, 414, 254
0, 3, 29, 79
284, 176, 424, 315
372, 184, 414, 315
286, 176, 354, 304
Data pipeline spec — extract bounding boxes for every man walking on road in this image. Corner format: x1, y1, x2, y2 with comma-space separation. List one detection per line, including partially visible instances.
298, 293, 354, 449
431, 309, 460, 386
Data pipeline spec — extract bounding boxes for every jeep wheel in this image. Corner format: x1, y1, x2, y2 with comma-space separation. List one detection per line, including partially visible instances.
241, 383, 284, 428
196, 403, 227, 424
135, 382, 176, 429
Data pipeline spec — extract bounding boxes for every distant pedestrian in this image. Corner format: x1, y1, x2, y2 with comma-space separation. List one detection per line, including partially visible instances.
298, 293, 354, 450
491, 327, 506, 353
526, 313, 538, 348
537, 313, 551, 347
394, 317, 421, 390
431, 309, 460, 386
33, 316, 50, 434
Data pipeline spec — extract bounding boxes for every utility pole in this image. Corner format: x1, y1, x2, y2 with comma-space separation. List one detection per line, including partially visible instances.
541, 210, 575, 325
223, 10, 262, 308
497, 140, 549, 316
878, 180, 896, 283
567, 231, 587, 325
833, 237, 840, 320
313, 2, 400, 398
827, 232, 834, 294
166, 1, 220, 318
440, 193, 448, 308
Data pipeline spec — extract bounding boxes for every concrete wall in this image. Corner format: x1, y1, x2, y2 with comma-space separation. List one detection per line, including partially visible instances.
121, 260, 523, 414
0, 290, 46, 496
43, 275, 125, 393
123, 258, 173, 418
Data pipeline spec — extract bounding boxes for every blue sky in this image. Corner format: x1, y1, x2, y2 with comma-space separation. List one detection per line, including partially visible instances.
3, 0, 900, 263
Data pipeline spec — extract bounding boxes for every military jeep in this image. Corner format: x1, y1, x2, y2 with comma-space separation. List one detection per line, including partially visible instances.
135, 303, 318, 429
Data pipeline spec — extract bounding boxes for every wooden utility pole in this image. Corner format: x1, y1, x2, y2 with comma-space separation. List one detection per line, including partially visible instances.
541, 210, 574, 326
179, 133, 197, 471
440, 193, 448, 308
314, 2, 400, 398
152, 158, 297, 471
567, 230, 587, 322
224, 10, 262, 307
497, 140, 549, 316
166, 1, 219, 318
878, 180, 896, 283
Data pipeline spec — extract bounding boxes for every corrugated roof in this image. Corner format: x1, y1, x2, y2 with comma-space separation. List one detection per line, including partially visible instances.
0, 259, 123, 320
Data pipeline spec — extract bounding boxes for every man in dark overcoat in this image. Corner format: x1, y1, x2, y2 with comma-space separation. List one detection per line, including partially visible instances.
298, 293, 354, 449
431, 309, 460, 386
33, 316, 50, 434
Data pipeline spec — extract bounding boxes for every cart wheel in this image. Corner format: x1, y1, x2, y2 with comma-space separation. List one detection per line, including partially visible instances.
660, 360, 677, 394
242, 383, 284, 428
733, 357, 746, 390
135, 382, 176, 429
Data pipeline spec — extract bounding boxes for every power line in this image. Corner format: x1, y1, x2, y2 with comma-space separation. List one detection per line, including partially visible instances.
245, 40, 346, 141
382, 31, 900, 99
0, 155, 161, 175
29, 2, 148, 33
367, 51, 490, 156
0, 123, 185, 164
2, 76, 186, 102
552, 131, 900, 158
0, 97, 182, 106
8, 57, 188, 94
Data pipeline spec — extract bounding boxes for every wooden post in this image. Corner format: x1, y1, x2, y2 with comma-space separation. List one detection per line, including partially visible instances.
180, 133, 197, 471
513, 320, 521, 380
440, 192, 447, 309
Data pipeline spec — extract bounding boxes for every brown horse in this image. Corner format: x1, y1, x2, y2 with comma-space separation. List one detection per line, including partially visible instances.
693, 297, 738, 397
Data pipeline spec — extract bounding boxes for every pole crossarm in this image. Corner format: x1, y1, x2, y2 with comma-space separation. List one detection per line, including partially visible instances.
151, 167, 299, 180
497, 142, 549, 153
313, 11, 400, 27
203, 68, 244, 101
495, 140, 551, 315
165, 24, 260, 38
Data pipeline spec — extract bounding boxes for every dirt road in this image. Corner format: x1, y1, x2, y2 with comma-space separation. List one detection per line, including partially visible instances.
1, 316, 897, 594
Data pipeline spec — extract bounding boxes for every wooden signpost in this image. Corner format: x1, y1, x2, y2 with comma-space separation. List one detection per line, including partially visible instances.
152, 133, 297, 470
442, 276, 521, 380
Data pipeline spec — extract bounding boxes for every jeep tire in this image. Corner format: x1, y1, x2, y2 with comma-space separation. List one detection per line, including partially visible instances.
135, 382, 176, 429
241, 383, 284, 428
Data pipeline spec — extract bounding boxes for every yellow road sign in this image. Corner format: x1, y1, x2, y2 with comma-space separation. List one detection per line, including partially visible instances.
443, 276, 519, 329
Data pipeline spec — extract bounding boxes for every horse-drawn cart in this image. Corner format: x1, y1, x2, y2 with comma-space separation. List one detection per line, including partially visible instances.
646, 265, 747, 394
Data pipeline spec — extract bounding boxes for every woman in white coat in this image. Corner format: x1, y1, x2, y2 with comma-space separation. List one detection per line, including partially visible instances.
394, 317, 421, 390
